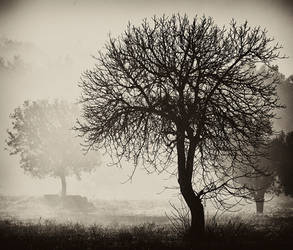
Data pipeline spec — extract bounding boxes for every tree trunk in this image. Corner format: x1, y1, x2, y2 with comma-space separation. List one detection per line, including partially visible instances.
256, 200, 264, 213
190, 198, 205, 237
60, 175, 67, 197
176, 128, 204, 242
180, 182, 205, 240
254, 190, 265, 214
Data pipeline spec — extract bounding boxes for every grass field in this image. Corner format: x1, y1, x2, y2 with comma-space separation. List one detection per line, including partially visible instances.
1, 195, 293, 249
1, 211, 293, 250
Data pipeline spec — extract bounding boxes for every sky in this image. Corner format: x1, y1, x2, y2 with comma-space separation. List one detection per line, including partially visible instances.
0, 0, 292, 200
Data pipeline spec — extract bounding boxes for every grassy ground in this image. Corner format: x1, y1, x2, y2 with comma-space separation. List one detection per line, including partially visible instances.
1, 211, 293, 250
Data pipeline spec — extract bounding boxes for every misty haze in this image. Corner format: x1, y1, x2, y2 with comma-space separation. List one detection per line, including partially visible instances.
1, 0, 293, 249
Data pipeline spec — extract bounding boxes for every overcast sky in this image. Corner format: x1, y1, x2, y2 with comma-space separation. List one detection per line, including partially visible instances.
0, 0, 292, 200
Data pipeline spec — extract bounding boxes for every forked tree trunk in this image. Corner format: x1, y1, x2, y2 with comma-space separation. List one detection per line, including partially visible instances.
254, 189, 265, 214
60, 175, 67, 197
177, 129, 204, 242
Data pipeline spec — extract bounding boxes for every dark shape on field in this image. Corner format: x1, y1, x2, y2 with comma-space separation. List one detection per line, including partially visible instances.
76, 14, 284, 240
6, 100, 99, 197
44, 194, 95, 211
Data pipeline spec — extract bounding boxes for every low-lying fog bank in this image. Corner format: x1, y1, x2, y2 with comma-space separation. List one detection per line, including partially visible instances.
1, 194, 293, 226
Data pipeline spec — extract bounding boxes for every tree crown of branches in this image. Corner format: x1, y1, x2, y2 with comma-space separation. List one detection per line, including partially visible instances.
77, 14, 284, 204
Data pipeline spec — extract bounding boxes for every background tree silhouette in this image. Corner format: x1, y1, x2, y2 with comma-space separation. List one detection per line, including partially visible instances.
276, 131, 293, 197
77, 14, 284, 239
238, 142, 278, 214
6, 100, 99, 197
240, 131, 293, 213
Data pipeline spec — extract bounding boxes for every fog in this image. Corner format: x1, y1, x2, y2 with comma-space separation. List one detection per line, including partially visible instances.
0, 0, 293, 222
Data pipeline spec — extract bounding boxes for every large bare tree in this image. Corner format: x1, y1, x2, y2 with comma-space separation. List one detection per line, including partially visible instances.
77, 15, 283, 238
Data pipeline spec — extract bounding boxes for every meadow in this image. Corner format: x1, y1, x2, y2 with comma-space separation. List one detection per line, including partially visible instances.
1, 195, 293, 249
1, 211, 293, 250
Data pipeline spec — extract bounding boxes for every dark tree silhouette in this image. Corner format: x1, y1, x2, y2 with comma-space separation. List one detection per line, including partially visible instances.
6, 100, 99, 197
77, 15, 283, 238
276, 131, 293, 197
241, 131, 293, 213
238, 144, 277, 214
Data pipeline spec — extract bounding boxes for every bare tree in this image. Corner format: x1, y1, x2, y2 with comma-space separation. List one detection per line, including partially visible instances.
77, 15, 283, 238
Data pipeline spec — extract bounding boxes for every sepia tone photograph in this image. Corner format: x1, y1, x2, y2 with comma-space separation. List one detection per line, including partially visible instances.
0, 0, 293, 249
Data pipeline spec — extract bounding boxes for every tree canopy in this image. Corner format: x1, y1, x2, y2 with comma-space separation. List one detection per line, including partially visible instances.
77, 14, 284, 237
6, 100, 99, 196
